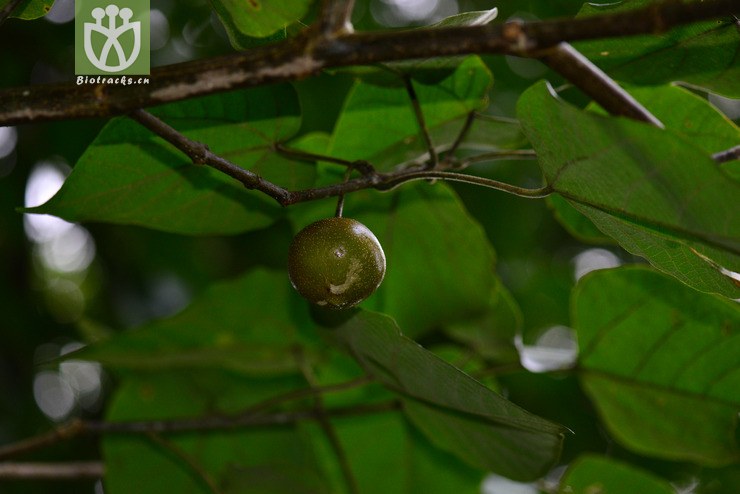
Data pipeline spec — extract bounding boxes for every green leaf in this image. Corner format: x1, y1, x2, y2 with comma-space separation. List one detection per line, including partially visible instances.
4, 0, 54, 20
356, 183, 497, 338
325, 310, 566, 481
28, 85, 309, 235
574, 1, 740, 97
573, 266, 740, 465
558, 455, 674, 494
103, 371, 330, 494
304, 410, 483, 494
518, 81, 740, 298
550, 83, 740, 245
625, 85, 740, 155
329, 56, 493, 171
71, 269, 312, 376
209, 0, 313, 39
548, 193, 611, 244
444, 280, 522, 364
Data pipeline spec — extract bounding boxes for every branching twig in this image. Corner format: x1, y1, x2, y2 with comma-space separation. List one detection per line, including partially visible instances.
403, 77, 439, 169
128, 109, 549, 206
1, 0, 737, 125
376, 171, 552, 198
129, 109, 292, 204
540, 43, 664, 127
0, 461, 104, 480
297, 351, 359, 494
713, 144, 740, 163
443, 112, 476, 164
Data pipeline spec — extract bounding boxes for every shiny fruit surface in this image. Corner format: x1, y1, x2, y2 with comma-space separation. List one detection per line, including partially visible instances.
288, 218, 386, 309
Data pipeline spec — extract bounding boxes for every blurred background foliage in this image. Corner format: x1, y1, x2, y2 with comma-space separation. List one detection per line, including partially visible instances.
1, 0, 738, 493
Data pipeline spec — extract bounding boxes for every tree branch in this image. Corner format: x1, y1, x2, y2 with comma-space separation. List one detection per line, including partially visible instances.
540, 43, 664, 127
129, 109, 549, 205
1, 0, 737, 125
0, 461, 104, 480
713, 144, 740, 163
129, 109, 293, 204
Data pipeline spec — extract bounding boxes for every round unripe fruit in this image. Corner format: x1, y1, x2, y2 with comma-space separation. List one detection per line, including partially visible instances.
288, 217, 386, 309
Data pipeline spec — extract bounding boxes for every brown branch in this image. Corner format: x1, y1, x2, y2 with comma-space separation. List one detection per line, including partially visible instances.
1, 0, 737, 126
128, 109, 548, 205
0, 461, 104, 480
129, 109, 293, 204
0, 420, 85, 460
540, 43, 664, 127
713, 144, 740, 163
0, 377, 372, 461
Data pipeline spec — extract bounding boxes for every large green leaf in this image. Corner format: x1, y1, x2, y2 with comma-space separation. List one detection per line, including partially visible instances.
3, 0, 54, 19
356, 183, 498, 338
329, 56, 493, 171
444, 280, 522, 364
72, 269, 313, 375
574, 0, 740, 97
518, 81, 740, 298
573, 266, 740, 465
28, 85, 309, 235
558, 455, 674, 494
103, 371, 329, 494
325, 310, 566, 481
209, 0, 313, 39
549, 83, 740, 245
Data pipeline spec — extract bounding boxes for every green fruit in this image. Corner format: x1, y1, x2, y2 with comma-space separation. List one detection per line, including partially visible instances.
288, 217, 386, 309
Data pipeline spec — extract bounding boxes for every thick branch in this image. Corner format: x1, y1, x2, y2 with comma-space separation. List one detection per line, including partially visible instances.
1, 0, 737, 125
540, 43, 664, 127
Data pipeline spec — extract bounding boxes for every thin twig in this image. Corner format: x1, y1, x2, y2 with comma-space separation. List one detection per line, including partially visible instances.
443, 112, 476, 165
128, 108, 548, 206
403, 77, 439, 169
456, 149, 538, 168
297, 351, 359, 494
274, 143, 356, 168
2, 0, 737, 125
0, 420, 85, 460
147, 433, 223, 494
713, 144, 740, 163
540, 43, 664, 127
0, 377, 372, 461
128, 109, 293, 204
0, 461, 104, 480
376, 170, 552, 198
0, 0, 23, 26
